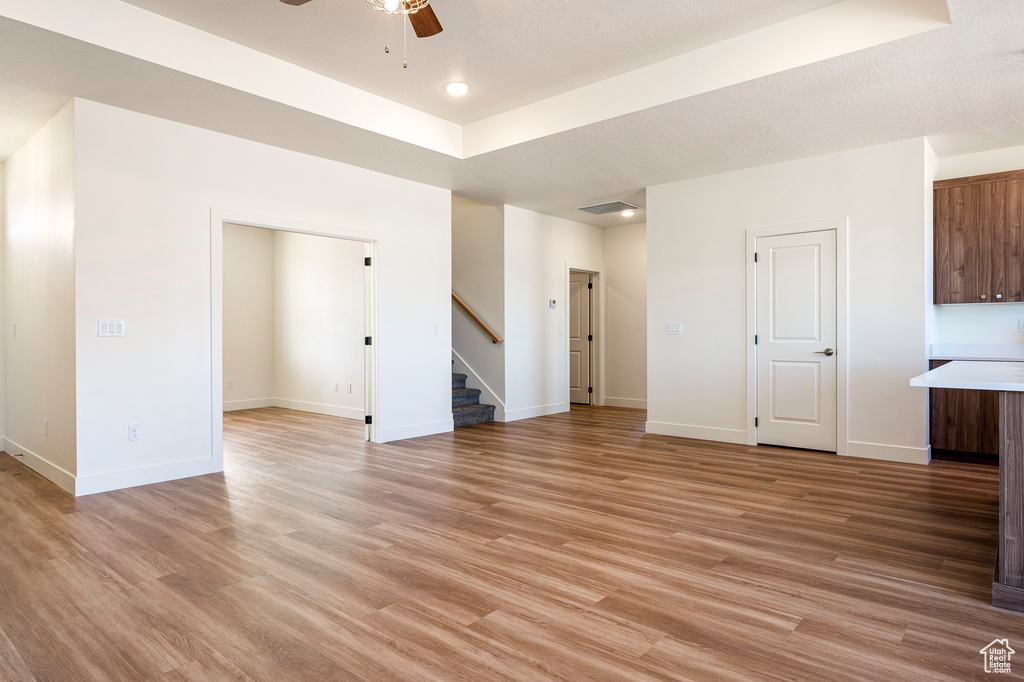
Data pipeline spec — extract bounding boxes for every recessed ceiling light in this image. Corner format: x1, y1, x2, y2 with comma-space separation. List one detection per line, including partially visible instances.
446, 82, 469, 96
621, 210, 635, 218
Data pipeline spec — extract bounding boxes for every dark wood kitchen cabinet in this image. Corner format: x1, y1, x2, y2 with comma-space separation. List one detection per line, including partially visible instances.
929, 360, 999, 456
934, 170, 1024, 304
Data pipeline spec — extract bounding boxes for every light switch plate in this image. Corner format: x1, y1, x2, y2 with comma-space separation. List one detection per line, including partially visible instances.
1019, 318, 1024, 333
99, 320, 126, 337
667, 323, 683, 335
549, 299, 557, 309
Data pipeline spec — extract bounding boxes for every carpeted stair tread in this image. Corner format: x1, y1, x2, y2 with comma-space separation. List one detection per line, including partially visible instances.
451, 372, 495, 427
453, 403, 496, 427
452, 388, 482, 407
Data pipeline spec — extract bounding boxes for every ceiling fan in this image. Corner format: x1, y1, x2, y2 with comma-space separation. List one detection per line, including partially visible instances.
278, 0, 443, 39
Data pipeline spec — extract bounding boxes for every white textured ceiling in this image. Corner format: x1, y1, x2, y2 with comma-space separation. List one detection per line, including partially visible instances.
117, 0, 840, 124
1, 1, 1023, 227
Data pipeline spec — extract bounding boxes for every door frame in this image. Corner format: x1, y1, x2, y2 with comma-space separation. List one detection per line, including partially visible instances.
210, 208, 380, 473
565, 264, 602, 407
745, 217, 849, 454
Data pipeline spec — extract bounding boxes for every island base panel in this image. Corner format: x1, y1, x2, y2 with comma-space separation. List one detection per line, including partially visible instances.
997, 391, 1024, 596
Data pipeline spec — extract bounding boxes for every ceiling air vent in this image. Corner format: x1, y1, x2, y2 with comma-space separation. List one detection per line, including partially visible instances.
576, 201, 641, 215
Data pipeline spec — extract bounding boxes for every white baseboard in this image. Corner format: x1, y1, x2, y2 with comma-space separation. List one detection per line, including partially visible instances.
272, 398, 363, 421
645, 421, 747, 444
504, 402, 569, 422
223, 397, 363, 421
4, 438, 76, 495
604, 397, 647, 409
380, 418, 454, 443
75, 457, 220, 497
845, 441, 931, 465
4, 437, 221, 497
224, 398, 276, 411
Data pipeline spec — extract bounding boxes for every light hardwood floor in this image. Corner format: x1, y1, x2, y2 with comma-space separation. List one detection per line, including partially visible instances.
0, 406, 1020, 681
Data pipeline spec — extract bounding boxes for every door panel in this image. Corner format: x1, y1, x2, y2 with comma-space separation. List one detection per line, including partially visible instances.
770, 362, 820, 423
569, 272, 591, 405
770, 245, 821, 341
756, 230, 837, 452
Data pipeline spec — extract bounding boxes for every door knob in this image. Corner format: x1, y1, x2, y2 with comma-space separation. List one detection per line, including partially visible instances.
815, 348, 835, 357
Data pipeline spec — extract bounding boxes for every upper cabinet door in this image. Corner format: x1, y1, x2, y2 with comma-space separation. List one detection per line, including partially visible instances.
935, 172, 1024, 304
1004, 179, 1023, 303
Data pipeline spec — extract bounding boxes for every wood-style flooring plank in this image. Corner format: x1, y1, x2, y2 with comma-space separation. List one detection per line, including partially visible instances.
0, 405, 1018, 681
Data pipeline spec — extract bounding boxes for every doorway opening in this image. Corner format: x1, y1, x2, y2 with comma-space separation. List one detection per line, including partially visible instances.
569, 269, 596, 405
211, 211, 378, 471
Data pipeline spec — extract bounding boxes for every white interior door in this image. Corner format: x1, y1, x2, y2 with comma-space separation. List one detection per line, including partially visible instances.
756, 230, 837, 451
569, 271, 592, 405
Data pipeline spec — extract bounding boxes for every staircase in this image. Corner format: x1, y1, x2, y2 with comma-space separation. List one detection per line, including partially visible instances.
452, 372, 496, 427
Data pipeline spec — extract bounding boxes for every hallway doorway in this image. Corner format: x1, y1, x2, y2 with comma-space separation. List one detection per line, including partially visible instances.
569, 270, 594, 405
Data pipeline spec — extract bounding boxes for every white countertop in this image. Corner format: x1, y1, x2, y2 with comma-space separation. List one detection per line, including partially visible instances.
910, 360, 1024, 392
929, 343, 1024, 361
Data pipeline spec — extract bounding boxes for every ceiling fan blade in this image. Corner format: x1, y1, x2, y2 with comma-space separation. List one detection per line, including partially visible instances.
408, 4, 443, 38
279, 0, 315, 5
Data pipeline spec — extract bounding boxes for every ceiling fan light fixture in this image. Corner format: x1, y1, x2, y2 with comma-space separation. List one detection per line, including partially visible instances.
446, 82, 469, 96
366, 0, 429, 16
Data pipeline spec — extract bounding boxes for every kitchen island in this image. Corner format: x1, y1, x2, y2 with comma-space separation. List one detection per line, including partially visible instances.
911, 361, 1024, 612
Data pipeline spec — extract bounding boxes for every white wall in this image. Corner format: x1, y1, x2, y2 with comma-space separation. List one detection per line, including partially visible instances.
602, 222, 647, 409
223, 223, 275, 407
273, 230, 365, 419
0, 162, 5, 441
451, 197, 505, 418
71, 98, 451, 495
932, 144, 1024, 345
647, 138, 932, 464
3, 101, 77, 487
503, 207, 603, 420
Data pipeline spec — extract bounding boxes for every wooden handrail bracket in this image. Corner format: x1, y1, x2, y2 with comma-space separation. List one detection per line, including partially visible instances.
452, 292, 503, 344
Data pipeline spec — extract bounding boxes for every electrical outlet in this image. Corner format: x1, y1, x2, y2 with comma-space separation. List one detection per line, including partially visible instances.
43, 419, 47, 436
1019, 318, 1024, 333
347, 383, 353, 393
227, 379, 234, 389
433, 323, 440, 336
333, 382, 339, 392
129, 424, 141, 441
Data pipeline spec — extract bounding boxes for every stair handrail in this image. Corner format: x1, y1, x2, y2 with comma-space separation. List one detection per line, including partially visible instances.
452, 291, 504, 344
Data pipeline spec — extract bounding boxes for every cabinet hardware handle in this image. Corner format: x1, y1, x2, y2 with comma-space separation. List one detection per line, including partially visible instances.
815, 348, 835, 357
981, 294, 988, 300
996, 294, 1003, 299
